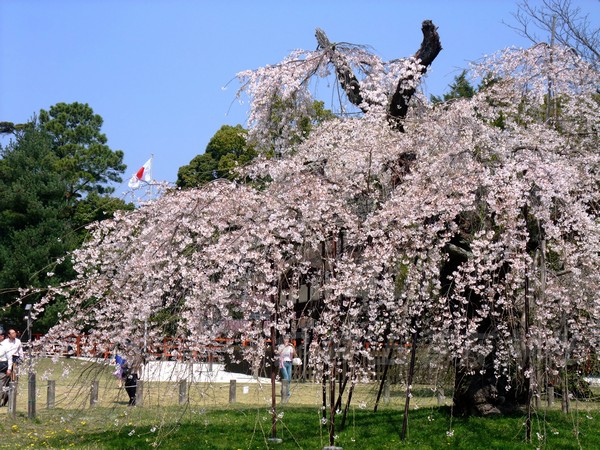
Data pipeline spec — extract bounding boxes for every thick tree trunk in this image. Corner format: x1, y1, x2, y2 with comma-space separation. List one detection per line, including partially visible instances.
453, 359, 527, 416
389, 20, 442, 131
316, 20, 442, 130
443, 238, 528, 416
315, 28, 365, 111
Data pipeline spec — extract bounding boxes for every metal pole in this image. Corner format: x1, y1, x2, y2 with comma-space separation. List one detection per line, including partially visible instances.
27, 311, 33, 376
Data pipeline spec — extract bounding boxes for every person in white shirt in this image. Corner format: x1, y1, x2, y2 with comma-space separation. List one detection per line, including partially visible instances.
0, 331, 11, 406
277, 335, 297, 400
277, 335, 296, 382
5, 329, 23, 380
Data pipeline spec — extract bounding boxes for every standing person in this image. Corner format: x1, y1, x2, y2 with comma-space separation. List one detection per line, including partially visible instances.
5, 329, 23, 381
277, 335, 296, 399
0, 331, 10, 406
120, 342, 143, 406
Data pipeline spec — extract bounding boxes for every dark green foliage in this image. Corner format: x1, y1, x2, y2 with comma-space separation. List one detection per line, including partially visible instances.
0, 121, 27, 134
0, 105, 132, 332
0, 124, 76, 329
72, 192, 133, 237
431, 70, 476, 104
39, 102, 126, 197
176, 100, 334, 188
176, 124, 256, 188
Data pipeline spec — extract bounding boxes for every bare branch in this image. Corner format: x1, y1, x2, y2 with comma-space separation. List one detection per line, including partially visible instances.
508, 0, 599, 67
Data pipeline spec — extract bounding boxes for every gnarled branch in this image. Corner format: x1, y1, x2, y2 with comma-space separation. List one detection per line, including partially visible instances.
315, 28, 366, 111
389, 20, 442, 131
316, 20, 442, 132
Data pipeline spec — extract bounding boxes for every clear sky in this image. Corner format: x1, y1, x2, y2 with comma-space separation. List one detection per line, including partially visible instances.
1, 0, 597, 196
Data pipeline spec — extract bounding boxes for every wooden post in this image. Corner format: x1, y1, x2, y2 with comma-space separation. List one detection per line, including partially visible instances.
136, 379, 144, 406
436, 388, 445, 406
547, 386, 554, 407
383, 380, 390, 405
28, 373, 36, 419
47, 380, 56, 409
561, 369, 569, 414
90, 380, 99, 407
179, 380, 187, 405
229, 379, 236, 404
8, 381, 17, 417
281, 380, 290, 403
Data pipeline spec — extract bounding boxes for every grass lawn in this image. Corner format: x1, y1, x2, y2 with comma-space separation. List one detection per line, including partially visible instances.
2, 405, 599, 449
1, 358, 598, 449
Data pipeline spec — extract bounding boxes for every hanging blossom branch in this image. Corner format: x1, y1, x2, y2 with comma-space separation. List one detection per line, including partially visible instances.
237, 21, 441, 156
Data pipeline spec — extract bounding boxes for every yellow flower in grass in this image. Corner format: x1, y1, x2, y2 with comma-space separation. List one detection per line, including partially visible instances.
11, 425, 18, 433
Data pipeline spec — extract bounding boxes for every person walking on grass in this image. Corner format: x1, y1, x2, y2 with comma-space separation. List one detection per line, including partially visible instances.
121, 358, 142, 406
119, 340, 144, 406
277, 335, 296, 399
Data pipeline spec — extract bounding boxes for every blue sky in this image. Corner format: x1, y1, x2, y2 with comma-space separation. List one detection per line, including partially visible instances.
1, 1, 597, 196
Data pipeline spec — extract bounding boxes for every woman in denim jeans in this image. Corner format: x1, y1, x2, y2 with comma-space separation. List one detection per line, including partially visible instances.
277, 335, 296, 398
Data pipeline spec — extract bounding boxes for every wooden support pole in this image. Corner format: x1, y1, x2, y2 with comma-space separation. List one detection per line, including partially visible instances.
90, 380, 99, 407
374, 344, 395, 412
8, 381, 17, 417
28, 373, 36, 419
179, 380, 187, 405
47, 380, 56, 409
229, 379, 236, 404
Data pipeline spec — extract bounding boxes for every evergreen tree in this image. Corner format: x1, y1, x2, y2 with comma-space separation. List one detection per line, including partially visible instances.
0, 107, 132, 332
430, 70, 476, 104
0, 123, 77, 329
177, 124, 254, 188
39, 102, 126, 199
177, 100, 334, 189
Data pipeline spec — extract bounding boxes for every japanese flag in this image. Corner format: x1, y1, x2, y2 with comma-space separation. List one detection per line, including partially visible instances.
128, 157, 153, 189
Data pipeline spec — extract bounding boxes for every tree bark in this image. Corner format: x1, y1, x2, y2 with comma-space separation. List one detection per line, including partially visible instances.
389, 20, 442, 131
315, 28, 366, 111
316, 20, 442, 130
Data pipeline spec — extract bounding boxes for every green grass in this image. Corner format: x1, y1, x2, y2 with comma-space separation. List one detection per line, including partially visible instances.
3, 358, 598, 449
1, 405, 598, 449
